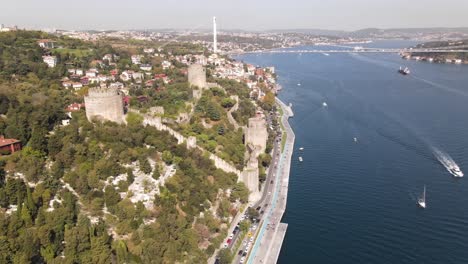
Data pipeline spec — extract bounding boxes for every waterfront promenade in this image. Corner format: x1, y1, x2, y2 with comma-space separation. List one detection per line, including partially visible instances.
246, 98, 295, 264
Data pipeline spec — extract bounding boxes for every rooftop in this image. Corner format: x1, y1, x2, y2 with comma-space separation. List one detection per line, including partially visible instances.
0, 136, 20, 148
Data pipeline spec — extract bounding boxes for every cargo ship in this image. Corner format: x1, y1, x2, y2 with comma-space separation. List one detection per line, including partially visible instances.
398, 66, 410, 75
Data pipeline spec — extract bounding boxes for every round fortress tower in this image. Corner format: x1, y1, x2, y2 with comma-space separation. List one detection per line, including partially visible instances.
84, 87, 124, 124
188, 64, 207, 89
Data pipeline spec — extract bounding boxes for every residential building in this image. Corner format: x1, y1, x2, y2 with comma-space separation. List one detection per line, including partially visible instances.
131, 55, 143, 65
0, 136, 22, 155
42, 56, 57, 68
161, 60, 171, 70
140, 64, 152, 71
38, 39, 57, 49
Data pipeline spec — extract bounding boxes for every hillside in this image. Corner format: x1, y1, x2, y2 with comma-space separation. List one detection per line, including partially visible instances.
0, 31, 275, 263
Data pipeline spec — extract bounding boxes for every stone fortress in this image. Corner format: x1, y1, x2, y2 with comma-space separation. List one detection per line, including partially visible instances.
242, 112, 269, 202
84, 87, 124, 124
188, 64, 207, 99
245, 113, 269, 155
187, 64, 269, 201
83, 63, 269, 202
188, 64, 207, 88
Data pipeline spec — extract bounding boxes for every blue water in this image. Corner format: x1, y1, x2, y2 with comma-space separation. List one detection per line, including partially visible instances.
236, 41, 468, 264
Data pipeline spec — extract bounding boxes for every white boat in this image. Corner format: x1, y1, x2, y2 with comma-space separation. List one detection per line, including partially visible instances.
299, 147, 304, 151
432, 148, 464, 177
353, 137, 358, 142
418, 185, 426, 209
449, 166, 464, 177
297, 83, 301, 86
322, 102, 328, 107
299, 157, 303, 162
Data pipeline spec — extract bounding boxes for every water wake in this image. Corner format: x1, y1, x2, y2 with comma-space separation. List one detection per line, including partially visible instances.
431, 147, 464, 177
410, 75, 468, 98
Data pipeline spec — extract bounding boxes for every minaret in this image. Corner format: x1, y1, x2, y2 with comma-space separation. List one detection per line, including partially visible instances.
213, 16, 218, 53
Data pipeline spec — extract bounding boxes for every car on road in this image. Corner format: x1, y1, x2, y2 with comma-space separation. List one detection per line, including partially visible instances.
223, 243, 228, 248
229, 234, 234, 239
227, 238, 232, 245
249, 237, 254, 243
242, 251, 247, 257
240, 256, 246, 263
238, 250, 243, 255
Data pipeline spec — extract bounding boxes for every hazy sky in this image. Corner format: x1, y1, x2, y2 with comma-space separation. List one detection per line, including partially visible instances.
2, 0, 468, 31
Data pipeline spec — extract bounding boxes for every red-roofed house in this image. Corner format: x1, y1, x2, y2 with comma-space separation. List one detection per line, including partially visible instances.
0, 136, 22, 155
66, 103, 85, 112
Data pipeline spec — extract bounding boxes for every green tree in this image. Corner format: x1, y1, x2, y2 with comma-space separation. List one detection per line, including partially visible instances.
217, 248, 232, 264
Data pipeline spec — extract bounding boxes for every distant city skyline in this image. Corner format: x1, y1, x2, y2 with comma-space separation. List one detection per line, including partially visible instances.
2, 0, 468, 31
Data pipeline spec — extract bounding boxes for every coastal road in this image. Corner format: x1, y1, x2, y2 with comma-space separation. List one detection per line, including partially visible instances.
246, 100, 295, 264
231, 139, 281, 263
212, 110, 281, 264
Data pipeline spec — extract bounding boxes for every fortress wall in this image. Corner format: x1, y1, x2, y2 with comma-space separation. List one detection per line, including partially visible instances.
142, 115, 268, 202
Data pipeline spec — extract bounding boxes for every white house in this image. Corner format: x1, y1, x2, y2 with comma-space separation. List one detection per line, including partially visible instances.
38, 39, 57, 49
72, 82, 83, 90
140, 64, 152, 71
42, 56, 57, 68
143, 48, 155, 54
110, 82, 124, 89
131, 55, 143, 65
132, 72, 144, 82
102, 54, 114, 62
120, 71, 133, 82
86, 69, 98, 77
161, 60, 171, 70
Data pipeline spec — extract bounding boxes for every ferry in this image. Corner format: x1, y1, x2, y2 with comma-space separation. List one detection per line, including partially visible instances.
398, 66, 410, 75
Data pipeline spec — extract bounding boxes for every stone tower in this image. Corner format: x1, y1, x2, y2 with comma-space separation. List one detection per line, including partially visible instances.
84, 87, 124, 124
245, 114, 268, 155
188, 64, 207, 89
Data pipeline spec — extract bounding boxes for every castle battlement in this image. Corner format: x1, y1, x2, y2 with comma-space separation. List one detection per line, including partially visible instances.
87, 87, 120, 97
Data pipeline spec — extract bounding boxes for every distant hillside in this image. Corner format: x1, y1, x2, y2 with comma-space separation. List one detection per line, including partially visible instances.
268, 27, 468, 39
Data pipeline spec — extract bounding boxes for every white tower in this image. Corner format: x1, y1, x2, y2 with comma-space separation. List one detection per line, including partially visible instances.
213, 16, 218, 53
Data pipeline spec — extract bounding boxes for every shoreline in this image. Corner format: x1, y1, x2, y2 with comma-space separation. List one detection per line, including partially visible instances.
246, 96, 295, 264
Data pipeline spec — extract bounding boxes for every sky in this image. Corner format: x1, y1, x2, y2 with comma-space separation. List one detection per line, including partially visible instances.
2, 0, 468, 31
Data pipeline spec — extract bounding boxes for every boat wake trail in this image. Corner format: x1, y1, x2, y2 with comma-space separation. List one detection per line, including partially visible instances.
431, 147, 464, 177
410, 75, 468, 98
349, 53, 400, 70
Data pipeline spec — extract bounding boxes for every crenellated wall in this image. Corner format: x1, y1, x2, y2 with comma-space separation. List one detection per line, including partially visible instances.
142, 110, 262, 202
